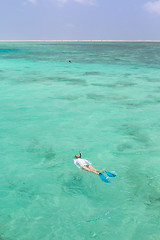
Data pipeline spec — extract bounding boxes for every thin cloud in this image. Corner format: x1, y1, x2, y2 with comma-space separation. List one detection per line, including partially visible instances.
57, 0, 97, 7
29, 0, 96, 6
145, 0, 160, 14
58, 0, 96, 4
28, 0, 37, 4
74, 0, 96, 5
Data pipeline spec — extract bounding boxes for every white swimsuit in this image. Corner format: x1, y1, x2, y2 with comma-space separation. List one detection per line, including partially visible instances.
74, 158, 92, 169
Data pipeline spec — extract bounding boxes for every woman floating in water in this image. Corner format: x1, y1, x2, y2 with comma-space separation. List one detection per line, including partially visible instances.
74, 153, 101, 175
73, 153, 116, 183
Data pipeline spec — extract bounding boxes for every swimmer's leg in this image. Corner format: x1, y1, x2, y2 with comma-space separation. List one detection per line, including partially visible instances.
82, 165, 99, 175
88, 165, 102, 173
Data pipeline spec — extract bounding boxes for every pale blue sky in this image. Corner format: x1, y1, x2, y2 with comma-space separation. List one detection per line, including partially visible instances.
0, 0, 160, 40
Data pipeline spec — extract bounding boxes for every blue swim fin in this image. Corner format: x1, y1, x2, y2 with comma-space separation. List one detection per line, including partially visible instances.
104, 171, 116, 178
99, 173, 110, 183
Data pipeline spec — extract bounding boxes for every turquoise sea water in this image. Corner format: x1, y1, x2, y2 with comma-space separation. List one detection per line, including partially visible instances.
0, 41, 160, 240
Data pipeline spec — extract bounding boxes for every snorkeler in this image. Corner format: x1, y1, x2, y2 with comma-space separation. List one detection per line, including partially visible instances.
74, 153, 102, 175
74, 153, 116, 183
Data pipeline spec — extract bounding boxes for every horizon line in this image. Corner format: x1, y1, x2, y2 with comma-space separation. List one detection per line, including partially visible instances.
0, 40, 160, 42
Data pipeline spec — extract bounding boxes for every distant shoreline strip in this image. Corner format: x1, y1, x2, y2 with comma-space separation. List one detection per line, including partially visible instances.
0, 40, 160, 42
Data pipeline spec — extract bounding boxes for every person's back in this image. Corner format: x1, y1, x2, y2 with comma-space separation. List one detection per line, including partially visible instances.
74, 157, 91, 169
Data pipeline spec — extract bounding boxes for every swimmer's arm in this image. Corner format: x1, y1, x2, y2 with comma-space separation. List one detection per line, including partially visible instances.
74, 160, 81, 169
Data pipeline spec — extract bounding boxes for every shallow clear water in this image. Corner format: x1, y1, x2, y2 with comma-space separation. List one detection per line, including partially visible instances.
0, 42, 160, 240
